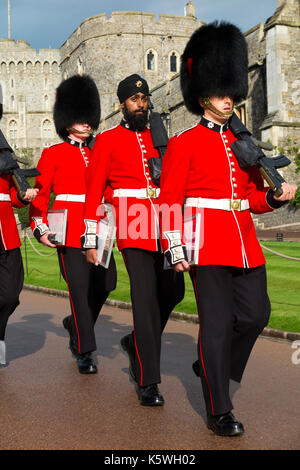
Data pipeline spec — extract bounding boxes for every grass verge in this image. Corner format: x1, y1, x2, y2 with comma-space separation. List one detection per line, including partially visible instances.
20, 237, 300, 333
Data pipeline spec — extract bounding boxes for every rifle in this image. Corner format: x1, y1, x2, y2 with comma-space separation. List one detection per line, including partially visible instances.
147, 97, 169, 187
229, 114, 290, 197
0, 129, 40, 197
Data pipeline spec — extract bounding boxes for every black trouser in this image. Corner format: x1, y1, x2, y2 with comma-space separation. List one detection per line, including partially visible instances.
190, 264, 271, 416
58, 247, 116, 355
122, 248, 185, 387
0, 240, 24, 340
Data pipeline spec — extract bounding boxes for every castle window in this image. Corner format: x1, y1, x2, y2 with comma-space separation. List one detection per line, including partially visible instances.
169, 51, 179, 73
9, 120, 17, 140
77, 57, 83, 76
44, 95, 49, 110
147, 51, 155, 71
11, 96, 15, 110
234, 104, 246, 125
170, 52, 177, 72
42, 120, 52, 139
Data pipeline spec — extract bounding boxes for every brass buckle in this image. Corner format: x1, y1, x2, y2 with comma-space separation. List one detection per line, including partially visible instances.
230, 199, 241, 211
148, 188, 156, 198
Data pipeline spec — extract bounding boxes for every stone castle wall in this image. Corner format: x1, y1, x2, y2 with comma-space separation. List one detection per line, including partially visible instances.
59, 11, 201, 118
0, 39, 61, 159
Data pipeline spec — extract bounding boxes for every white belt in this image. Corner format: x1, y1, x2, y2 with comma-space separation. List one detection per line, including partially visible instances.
0, 193, 11, 202
56, 194, 86, 203
185, 197, 250, 211
113, 188, 160, 199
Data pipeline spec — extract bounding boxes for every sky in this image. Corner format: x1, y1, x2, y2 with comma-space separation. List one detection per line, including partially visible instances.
0, 0, 278, 50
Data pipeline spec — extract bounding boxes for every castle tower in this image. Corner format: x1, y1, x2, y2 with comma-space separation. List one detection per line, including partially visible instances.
60, 9, 201, 119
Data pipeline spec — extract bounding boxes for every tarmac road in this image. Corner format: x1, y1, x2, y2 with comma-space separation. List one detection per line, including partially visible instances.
0, 289, 299, 451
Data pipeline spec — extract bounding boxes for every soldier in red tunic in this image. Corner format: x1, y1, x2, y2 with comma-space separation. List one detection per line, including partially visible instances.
82, 74, 184, 405
0, 86, 38, 365
159, 22, 297, 436
30, 75, 116, 374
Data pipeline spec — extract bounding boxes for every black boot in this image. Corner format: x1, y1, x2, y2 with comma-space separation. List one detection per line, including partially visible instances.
136, 384, 164, 406
77, 352, 97, 374
207, 412, 244, 436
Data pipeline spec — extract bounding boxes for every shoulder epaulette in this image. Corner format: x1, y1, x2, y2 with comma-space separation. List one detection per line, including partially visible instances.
100, 124, 119, 135
48, 141, 64, 149
175, 123, 198, 137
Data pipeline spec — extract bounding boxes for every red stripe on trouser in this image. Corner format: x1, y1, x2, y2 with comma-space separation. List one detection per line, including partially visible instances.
191, 269, 215, 416
121, 251, 143, 386
60, 251, 81, 354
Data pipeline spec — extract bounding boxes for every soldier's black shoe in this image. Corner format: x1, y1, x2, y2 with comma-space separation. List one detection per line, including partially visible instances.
136, 384, 164, 406
207, 412, 244, 437
63, 316, 78, 357
77, 352, 98, 374
120, 333, 136, 382
192, 360, 200, 377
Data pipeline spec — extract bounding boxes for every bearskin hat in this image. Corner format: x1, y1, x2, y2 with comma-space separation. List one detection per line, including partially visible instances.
54, 74, 100, 140
180, 21, 248, 115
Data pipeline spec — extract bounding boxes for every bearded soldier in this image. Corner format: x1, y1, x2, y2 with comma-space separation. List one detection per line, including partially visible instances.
82, 74, 184, 405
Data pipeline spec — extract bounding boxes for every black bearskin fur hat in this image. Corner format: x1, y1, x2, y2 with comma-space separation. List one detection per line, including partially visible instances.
180, 21, 248, 115
54, 74, 100, 140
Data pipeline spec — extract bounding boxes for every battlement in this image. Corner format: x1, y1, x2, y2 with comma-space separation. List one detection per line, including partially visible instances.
60, 9, 199, 58
0, 38, 31, 50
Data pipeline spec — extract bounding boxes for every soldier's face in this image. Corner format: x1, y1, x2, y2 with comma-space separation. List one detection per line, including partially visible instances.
122, 93, 149, 114
122, 93, 149, 131
200, 96, 234, 123
209, 96, 234, 114
68, 123, 92, 141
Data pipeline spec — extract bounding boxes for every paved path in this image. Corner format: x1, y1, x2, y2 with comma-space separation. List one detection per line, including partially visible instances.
0, 290, 299, 451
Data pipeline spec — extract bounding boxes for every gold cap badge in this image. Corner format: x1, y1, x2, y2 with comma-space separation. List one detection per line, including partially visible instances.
136, 80, 143, 88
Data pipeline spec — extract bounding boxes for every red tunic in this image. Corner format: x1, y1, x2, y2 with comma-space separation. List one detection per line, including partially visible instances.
30, 139, 92, 249
159, 118, 274, 268
83, 122, 161, 251
0, 174, 27, 250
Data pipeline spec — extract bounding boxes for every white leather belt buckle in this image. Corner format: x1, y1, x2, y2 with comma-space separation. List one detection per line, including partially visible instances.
185, 197, 249, 211
56, 194, 85, 203
0, 193, 11, 202
113, 188, 160, 199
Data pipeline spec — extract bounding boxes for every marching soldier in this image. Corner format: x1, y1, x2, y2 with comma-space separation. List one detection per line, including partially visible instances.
158, 22, 297, 435
30, 75, 116, 374
82, 74, 184, 405
0, 86, 38, 365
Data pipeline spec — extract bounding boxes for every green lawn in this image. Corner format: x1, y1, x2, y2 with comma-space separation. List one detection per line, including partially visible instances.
20, 237, 300, 333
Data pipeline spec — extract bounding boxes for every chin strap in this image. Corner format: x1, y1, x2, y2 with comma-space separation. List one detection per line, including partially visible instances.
201, 98, 234, 118
67, 127, 94, 135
